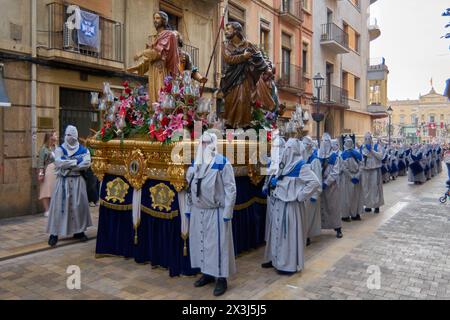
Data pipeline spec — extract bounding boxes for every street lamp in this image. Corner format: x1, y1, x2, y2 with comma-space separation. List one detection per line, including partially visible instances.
312, 73, 325, 147
387, 106, 393, 147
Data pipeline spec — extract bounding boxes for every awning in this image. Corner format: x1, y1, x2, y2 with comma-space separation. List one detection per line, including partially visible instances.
0, 64, 11, 107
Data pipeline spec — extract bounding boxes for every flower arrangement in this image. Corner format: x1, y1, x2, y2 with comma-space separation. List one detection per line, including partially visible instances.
95, 71, 210, 144
250, 100, 279, 139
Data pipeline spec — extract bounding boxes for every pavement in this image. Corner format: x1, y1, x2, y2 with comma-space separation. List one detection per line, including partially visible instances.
0, 172, 448, 300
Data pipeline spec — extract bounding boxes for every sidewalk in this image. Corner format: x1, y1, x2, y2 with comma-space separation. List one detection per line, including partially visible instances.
0, 207, 99, 261
0, 172, 448, 300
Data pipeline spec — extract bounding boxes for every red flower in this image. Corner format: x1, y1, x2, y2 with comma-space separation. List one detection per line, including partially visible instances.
161, 117, 170, 127
149, 124, 156, 139
267, 131, 272, 142
119, 96, 125, 101
123, 81, 129, 88
155, 128, 167, 142
164, 83, 173, 94
101, 127, 105, 138
125, 88, 132, 95
255, 100, 262, 109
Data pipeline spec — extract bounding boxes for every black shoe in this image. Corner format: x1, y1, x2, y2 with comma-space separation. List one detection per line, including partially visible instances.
74, 232, 88, 242
335, 228, 343, 239
48, 235, 58, 247
352, 214, 362, 221
213, 278, 227, 296
306, 238, 311, 246
365, 208, 372, 212
276, 270, 295, 276
194, 274, 215, 288
261, 261, 274, 269
374, 208, 380, 214
342, 217, 352, 222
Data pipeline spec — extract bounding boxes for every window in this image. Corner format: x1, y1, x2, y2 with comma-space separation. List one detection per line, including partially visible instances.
343, 22, 359, 52
302, 0, 309, 11
327, 9, 333, 24
411, 114, 418, 125
281, 33, 292, 80
354, 76, 360, 100
429, 114, 435, 123
166, 12, 179, 30
282, 0, 292, 12
228, 2, 246, 34
399, 115, 405, 124
302, 42, 309, 75
440, 114, 444, 121
369, 84, 381, 105
342, 71, 358, 100
260, 20, 270, 56
355, 32, 360, 53
160, 1, 183, 31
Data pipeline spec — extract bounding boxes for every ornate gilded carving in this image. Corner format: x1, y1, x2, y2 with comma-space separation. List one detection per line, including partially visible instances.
86, 138, 270, 190
124, 149, 147, 190
149, 183, 176, 212
105, 177, 130, 203
248, 164, 264, 186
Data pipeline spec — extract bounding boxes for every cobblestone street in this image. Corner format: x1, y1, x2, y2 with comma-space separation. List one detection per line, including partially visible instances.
0, 172, 448, 300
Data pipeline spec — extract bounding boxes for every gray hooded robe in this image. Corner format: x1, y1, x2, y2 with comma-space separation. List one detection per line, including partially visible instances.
360, 133, 385, 209
47, 125, 93, 236
340, 137, 364, 219
265, 139, 321, 272
302, 136, 322, 239
186, 133, 237, 278
319, 133, 342, 230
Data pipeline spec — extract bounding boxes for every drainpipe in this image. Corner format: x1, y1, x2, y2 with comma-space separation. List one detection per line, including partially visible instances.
31, 0, 38, 215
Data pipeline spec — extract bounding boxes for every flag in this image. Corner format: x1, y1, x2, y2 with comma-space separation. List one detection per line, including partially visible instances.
444, 78, 450, 100
77, 10, 100, 51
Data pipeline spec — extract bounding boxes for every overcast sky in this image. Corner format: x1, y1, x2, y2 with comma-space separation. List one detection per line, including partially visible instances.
370, 0, 450, 101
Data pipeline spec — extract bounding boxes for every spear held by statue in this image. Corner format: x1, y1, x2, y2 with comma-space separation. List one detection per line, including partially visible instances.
200, 5, 228, 97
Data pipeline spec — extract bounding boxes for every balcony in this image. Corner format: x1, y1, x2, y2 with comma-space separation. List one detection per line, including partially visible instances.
368, 57, 389, 80
319, 85, 349, 109
367, 104, 388, 119
38, 2, 124, 70
276, 63, 304, 94
183, 44, 199, 71
279, 0, 303, 25
320, 23, 350, 54
368, 18, 381, 41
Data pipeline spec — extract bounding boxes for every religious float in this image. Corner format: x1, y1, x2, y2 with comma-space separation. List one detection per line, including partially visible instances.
86, 12, 307, 276
87, 77, 281, 276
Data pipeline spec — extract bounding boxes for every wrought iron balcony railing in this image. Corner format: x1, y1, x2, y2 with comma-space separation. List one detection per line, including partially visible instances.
183, 44, 199, 70
276, 63, 304, 92
279, 0, 304, 23
44, 2, 124, 63
320, 23, 350, 50
320, 85, 349, 107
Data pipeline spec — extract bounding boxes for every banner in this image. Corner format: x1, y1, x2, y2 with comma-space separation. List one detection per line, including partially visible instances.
78, 10, 100, 51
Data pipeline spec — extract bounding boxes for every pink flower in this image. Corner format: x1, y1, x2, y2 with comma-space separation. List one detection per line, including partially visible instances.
168, 113, 188, 132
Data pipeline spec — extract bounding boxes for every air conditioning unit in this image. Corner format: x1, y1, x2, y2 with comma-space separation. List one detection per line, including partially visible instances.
63, 23, 77, 50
